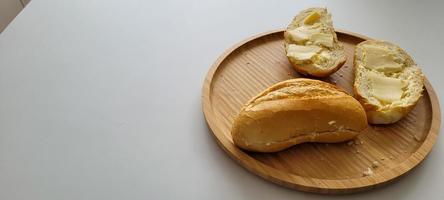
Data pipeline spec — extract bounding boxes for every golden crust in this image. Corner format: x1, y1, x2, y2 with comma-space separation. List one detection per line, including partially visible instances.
231, 79, 368, 152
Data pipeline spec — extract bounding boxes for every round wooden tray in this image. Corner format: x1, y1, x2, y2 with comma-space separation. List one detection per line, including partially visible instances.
201, 29, 440, 194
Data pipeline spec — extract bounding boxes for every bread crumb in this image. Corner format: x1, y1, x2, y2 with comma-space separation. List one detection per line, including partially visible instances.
380, 157, 385, 160
363, 167, 373, 176
355, 150, 360, 154
414, 135, 422, 142
347, 140, 354, 146
372, 161, 379, 168
360, 141, 364, 144
328, 120, 336, 125
389, 156, 394, 160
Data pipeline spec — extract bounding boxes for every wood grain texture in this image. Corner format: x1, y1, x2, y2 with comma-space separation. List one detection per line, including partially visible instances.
201, 29, 441, 194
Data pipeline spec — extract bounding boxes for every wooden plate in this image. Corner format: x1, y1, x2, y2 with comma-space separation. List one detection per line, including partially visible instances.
201, 29, 440, 194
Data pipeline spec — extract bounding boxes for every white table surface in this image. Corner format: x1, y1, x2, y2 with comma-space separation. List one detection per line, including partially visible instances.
0, 0, 443, 199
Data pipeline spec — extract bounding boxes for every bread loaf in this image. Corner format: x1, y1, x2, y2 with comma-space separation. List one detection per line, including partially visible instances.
284, 7, 346, 77
354, 40, 424, 124
231, 78, 368, 152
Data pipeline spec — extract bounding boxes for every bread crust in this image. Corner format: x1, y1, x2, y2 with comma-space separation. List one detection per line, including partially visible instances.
284, 7, 346, 77
288, 56, 346, 77
353, 40, 424, 124
231, 79, 367, 152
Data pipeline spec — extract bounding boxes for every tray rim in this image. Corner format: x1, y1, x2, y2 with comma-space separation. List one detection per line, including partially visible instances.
201, 28, 441, 193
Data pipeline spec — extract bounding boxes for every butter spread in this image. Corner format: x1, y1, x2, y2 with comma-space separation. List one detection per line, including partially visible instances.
310, 33, 333, 48
363, 45, 403, 73
368, 71, 405, 103
288, 26, 322, 43
287, 44, 322, 61
303, 11, 321, 25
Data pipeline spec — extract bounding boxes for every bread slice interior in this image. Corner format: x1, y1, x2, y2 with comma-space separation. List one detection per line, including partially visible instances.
284, 7, 346, 77
354, 40, 424, 124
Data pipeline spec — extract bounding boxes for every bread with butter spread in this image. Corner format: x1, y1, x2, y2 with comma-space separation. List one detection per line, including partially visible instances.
354, 40, 424, 124
284, 7, 346, 77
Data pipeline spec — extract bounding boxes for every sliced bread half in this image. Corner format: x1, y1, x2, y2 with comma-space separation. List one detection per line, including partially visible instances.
354, 40, 424, 124
284, 7, 346, 77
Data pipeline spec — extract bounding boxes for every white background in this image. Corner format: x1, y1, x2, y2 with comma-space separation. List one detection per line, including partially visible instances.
0, 0, 443, 199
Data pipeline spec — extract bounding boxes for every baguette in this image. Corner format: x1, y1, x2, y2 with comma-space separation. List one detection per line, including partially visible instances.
231, 78, 367, 152
354, 40, 424, 124
284, 7, 346, 77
